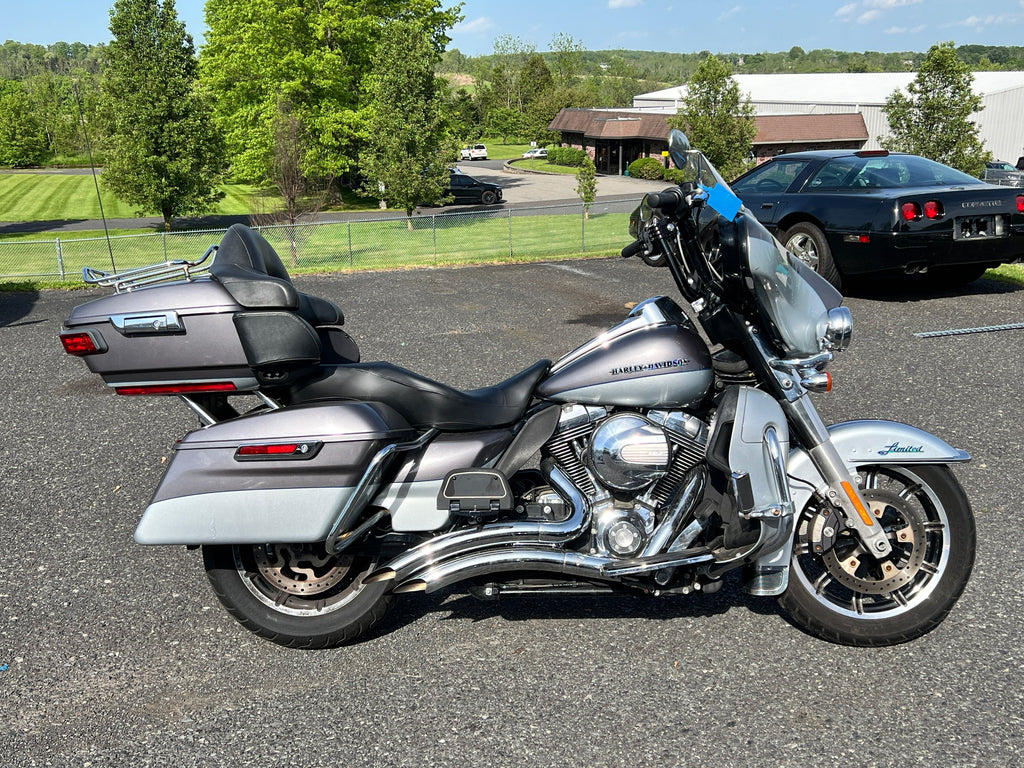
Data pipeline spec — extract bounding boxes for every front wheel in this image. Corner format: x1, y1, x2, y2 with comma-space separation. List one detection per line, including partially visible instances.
481, 190, 498, 205
203, 541, 393, 649
778, 464, 975, 646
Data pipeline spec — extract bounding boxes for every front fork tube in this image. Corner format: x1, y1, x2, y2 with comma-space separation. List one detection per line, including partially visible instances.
782, 395, 894, 559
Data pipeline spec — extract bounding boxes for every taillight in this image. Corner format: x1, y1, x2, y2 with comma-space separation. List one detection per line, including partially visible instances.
235, 442, 322, 461
1017, 195, 1024, 213
924, 200, 944, 219
115, 382, 238, 396
60, 330, 105, 356
901, 202, 921, 221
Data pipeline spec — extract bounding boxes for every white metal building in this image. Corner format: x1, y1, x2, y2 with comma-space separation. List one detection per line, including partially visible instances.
633, 72, 1024, 164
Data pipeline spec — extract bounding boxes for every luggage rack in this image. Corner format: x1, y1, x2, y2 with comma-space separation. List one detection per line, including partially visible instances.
83, 245, 218, 293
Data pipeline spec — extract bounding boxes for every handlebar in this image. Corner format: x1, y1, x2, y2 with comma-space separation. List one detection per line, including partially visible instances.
620, 239, 647, 259
645, 187, 687, 214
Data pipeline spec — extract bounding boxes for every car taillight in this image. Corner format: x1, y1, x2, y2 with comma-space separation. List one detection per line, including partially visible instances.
924, 200, 944, 219
114, 382, 238, 396
901, 202, 921, 221
1017, 195, 1024, 213
60, 330, 105, 356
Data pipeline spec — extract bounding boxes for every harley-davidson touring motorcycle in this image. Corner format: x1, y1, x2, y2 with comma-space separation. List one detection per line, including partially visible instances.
60, 131, 975, 648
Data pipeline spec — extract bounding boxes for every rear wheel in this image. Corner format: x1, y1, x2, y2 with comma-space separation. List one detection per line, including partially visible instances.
203, 541, 393, 649
481, 190, 498, 205
781, 222, 842, 290
778, 464, 975, 646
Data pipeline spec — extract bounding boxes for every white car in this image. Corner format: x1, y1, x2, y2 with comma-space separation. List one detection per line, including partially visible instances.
522, 148, 548, 159
460, 144, 488, 161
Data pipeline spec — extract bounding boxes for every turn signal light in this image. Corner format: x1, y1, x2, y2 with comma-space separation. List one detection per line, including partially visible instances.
924, 200, 944, 219
901, 202, 921, 221
114, 382, 238, 396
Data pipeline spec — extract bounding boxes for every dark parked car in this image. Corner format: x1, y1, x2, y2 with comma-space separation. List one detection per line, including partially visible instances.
730, 149, 1024, 288
445, 172, 502, 205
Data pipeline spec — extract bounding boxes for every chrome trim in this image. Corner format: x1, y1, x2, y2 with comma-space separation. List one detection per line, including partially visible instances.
642, 469, 705, 556
84, 245, 217, 293
324, 429, 438, 554
823, 306, 853, 352
110, 311, 184, 334
179, 395, 218, 427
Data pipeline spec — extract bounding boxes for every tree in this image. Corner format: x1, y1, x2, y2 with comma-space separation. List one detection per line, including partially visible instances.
0, 80, 49, 166
101, 0, 225, 229
359, 19, 458, 227
575, 155, 597, 218
549, 33, 586, 89
667, 55, 757, 180
200, 0, 461, 185
882, 41, 992, 177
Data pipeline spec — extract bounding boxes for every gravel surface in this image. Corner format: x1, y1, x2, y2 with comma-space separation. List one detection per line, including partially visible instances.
2, 259, 1022, 767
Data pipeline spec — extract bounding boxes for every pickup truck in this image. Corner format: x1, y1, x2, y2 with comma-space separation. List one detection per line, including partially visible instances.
981, 161, 1024, 187
460, 144, 488, 161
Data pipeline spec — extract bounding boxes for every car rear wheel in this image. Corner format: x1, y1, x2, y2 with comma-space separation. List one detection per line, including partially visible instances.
781, 222, 842, 290
481, 190, 498, 205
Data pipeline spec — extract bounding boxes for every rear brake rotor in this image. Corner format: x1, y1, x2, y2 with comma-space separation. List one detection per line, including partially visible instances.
253, 544, 352, 596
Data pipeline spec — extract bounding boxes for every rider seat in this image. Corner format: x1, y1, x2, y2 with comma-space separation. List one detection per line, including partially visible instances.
292, 360, 553, 431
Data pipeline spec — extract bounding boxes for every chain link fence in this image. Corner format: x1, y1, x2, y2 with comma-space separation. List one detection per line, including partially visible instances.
0, 200, 641, 284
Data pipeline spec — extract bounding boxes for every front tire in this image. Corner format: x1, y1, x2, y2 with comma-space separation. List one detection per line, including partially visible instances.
203, 541, 393, 649
481, 190, 497, 205
778, 464, 975, 646
781, 222, 842, 290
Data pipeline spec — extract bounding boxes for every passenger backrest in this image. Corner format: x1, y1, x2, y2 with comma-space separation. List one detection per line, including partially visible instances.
210, 224, 300, 310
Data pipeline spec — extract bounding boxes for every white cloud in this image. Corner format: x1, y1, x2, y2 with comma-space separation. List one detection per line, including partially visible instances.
836, 3, 858, 17
609, 0, 643, 8
453, 17, 496, 35
857, 9, 882, 23
883, 24, 925, 34
865, 0, 923, 8
717, 5, 742, 22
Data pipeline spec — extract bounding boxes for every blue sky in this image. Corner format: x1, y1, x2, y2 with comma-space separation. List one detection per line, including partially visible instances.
4, 0, 1024, 56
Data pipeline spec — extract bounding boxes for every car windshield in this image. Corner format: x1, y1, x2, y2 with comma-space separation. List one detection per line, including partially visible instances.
805, 154, 980, 190
731, 159, 812, 193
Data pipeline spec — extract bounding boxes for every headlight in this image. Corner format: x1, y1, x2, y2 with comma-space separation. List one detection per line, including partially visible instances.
823, 306, 852, 352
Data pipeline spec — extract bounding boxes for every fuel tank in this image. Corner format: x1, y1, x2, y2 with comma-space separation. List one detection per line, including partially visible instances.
537, 322, 713, 409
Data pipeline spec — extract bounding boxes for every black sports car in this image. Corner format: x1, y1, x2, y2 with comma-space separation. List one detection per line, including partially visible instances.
445, 171, 502, 205
730, 149, 1024, 288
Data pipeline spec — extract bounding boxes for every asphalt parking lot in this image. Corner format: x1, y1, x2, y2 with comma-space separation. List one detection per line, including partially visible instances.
2, 259, 1023, 766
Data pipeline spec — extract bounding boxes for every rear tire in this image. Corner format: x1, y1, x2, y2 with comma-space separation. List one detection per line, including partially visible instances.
781, 222, 842, 290
778, 464, 974, 646
203, 542, 393, 649
481, 190, 498, 205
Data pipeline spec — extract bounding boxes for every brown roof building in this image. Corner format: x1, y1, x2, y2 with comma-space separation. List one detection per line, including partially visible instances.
548, 109, 869, 175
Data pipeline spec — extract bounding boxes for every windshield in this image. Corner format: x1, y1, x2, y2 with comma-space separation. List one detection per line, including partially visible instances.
805, 153, 980, 190
742, 217, 838, 356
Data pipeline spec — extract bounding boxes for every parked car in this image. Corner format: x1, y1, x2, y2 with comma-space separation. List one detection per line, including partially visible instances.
729, 149, 1024, 288
460, 144, 488, 161
522, 147, 548, 159
445, 172, 502, 205
981, 161, 1024, 187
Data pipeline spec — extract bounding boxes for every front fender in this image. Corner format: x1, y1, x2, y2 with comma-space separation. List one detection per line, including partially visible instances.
750, 420, 969, 593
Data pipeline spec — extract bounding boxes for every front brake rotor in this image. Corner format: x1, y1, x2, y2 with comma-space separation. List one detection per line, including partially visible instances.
820, 487, 927, 595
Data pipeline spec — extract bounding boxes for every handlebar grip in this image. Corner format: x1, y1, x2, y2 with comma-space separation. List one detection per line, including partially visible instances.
621, 239, 646, 259
646, 187, 686, 213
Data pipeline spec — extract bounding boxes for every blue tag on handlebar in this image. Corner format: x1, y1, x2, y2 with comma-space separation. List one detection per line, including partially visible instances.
700, 183, 742, 222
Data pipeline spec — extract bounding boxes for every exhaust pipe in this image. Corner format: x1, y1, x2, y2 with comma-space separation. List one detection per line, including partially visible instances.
364, 461, 591, 586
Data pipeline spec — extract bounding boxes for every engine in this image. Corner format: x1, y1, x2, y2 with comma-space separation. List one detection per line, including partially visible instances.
542, 404, 709, 558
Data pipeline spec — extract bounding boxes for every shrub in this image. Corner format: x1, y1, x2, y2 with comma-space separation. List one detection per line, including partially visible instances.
663, 167, 697, 184
547, 146, 590, 168
627, 157, 665, 180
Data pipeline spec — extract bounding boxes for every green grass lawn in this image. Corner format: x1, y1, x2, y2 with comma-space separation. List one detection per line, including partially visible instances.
511, 158, 579, 175
0, 172, 379, 225
0, 208, 631, 285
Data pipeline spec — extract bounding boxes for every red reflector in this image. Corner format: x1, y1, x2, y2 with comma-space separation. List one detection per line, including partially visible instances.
859, 235, 870, 244
901, 202, 921, 222
924, 200, 944, 219
60, 332, 98, 356
115, 382, 238, 396
238, 444, 300, 456
1017, 195, 1024, 213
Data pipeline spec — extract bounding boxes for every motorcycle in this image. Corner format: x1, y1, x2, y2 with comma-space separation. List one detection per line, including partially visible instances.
60, 130, 975, 648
